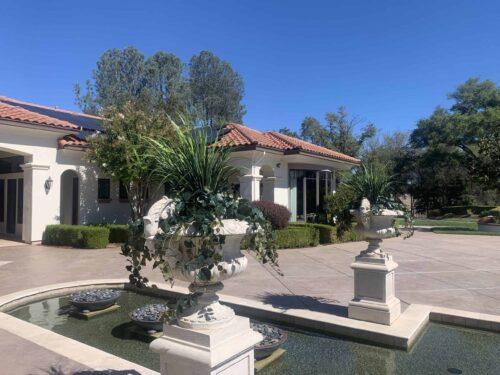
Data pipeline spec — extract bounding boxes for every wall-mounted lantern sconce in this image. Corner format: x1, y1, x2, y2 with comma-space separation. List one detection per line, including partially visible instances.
276, 163, 281, 168
44, 176, 53, 194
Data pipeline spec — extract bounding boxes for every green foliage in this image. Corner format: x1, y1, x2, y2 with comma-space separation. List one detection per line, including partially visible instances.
86, 101, 176, 220
42, 225, 110, 249
123, 128, 278, 287
427, 209, 442, 218
289, 222, 336, 244
107, 224, 129, 243
189, 51, 245, 126
275, 226, 319, 248
324, 183, 356, 237
75, 48, 245, 125
441, 205, 495, 216
278, 106, 376, 157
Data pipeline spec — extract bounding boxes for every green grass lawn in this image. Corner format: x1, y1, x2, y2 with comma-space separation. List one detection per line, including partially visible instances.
396, 217, 477, 229
396, 217, 500, 236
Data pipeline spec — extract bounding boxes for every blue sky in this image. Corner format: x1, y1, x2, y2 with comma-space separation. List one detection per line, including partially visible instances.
1, 0, 499, 135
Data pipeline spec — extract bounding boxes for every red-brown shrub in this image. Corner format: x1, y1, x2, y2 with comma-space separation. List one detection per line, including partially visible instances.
250, 201, 291, 229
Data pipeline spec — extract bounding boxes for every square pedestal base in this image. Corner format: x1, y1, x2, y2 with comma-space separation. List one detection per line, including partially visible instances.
349, 297, 401, 325
150, 316, 262, 375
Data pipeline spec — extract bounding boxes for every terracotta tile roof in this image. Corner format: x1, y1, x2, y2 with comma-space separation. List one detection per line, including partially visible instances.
0, 101, 79, 130
0, 96, 102, 130
219, 123, 360, 164
57, 134, 88, 149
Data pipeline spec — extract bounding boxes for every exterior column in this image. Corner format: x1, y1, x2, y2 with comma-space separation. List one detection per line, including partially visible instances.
238, 174, 262, 201
20, 163, 51, 243
331, 170, 336, 194
261, 176, 276, 202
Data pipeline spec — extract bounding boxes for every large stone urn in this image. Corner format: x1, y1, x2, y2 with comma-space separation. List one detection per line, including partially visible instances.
144, 196, 262, 375
348, 198, 402, 325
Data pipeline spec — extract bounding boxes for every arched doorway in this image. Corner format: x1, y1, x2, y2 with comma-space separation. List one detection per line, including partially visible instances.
60, 170, 79, 225
259, 165, 275, 202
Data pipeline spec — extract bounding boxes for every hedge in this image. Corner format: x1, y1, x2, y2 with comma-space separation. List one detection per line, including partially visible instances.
42, 225, 110, 249
107, 224, 129, 243
289, 222, 336, 244
441, 205, 496, 216
275, 226, 319, 249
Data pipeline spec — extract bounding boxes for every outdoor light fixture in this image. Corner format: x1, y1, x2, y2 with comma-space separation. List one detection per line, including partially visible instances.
44, 176, 53, 193
276, 163, 281, 168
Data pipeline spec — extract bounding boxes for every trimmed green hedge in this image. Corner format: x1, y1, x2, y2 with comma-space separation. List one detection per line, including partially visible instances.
441, 205, 496, 216
107, 224, 129, 243
289, 222, 336, 244
42, 225, 110, 249
275, 226, 319, 249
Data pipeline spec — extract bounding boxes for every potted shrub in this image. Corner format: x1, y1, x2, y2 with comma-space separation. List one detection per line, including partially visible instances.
123, 127, 278, 328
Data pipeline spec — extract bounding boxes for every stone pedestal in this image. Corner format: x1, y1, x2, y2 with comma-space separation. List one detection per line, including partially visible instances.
348, 240, 401, 325
150, 316, 262, 375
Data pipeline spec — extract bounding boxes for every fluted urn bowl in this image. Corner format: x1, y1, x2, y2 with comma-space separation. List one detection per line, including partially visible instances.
169, 219, 249, 285
69, 289, 120, 312
165, 219, 250, 329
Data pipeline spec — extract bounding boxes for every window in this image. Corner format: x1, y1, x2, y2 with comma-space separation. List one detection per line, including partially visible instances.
97, 178, 111, 201
0, 180, 4, 222
119, 181, 128, 201
17, 179, 23, 224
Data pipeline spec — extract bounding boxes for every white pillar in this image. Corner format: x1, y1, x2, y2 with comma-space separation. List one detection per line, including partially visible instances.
331, 170, 336, 194
261, 176, 276, 202
150, 316, 262, 375
239, 174, 262, 201
20, 163, 51, 243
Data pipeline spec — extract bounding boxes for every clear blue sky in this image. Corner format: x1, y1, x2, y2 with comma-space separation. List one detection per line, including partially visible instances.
1, 0, 499, 135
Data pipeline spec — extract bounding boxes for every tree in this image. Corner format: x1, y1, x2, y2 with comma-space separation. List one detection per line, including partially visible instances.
86, 101, 176, 220
188, 51, 245, 126
278, 127, 299, 138
411, 78, 500, 192
75, 48, 246, 125
284, 107, 376, 157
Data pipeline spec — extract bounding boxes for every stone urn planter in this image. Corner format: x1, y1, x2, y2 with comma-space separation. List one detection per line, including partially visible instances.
130, 304, 170, 332
69, 289, 120, 312
144, 196, 251, 329
251, 322, 288, 360
348, 198, 403, 325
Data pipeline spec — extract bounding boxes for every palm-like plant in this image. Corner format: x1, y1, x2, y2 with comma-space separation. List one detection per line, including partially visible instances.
345, 164, 397, 211
149, 126, 237, 199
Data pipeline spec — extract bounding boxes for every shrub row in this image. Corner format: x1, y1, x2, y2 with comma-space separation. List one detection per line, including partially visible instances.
289, 222, 336, 244
106, 224, 129, 243
429, 206, 496, 217
275, 226, 319, 249
42, 225, 110, 249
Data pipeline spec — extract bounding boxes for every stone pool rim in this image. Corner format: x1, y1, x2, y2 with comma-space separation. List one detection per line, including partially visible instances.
0, 278, 498, 352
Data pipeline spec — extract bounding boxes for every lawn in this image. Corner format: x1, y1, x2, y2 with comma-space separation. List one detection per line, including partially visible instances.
396, 217, 500, 236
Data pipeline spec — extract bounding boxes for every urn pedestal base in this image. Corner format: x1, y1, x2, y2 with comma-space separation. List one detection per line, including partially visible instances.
348, 248, 401, 326
150, 316, 262, 375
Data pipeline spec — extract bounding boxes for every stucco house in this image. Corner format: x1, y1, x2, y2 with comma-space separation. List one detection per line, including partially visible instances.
0, 96, 359, 243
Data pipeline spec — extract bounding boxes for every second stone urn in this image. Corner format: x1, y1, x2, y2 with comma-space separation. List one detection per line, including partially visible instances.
348, 198, 403, 325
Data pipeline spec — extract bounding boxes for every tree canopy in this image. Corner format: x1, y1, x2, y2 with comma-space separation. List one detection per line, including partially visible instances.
75, 47, 245, 126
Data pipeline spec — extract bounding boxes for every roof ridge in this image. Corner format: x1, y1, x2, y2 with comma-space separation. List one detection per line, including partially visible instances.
0, 96, 102, 120
226, 123, 259, 144
265, 131, 297, 149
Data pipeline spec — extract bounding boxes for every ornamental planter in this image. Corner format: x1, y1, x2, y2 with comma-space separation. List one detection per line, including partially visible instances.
251, 322, 288, 360
348, 198, 403, 325
69, 289, 120, 312
130, 304, 170, 332
144, 197, 262, 375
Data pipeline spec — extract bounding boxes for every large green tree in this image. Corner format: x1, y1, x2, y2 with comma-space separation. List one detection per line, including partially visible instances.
280, 107, 376, 157
411, 78, 500, 192
188, 51, 245, 126
75, 48, 245, 125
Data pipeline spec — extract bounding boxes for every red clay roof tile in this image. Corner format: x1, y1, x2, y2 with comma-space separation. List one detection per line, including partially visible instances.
57, 134, 88, 149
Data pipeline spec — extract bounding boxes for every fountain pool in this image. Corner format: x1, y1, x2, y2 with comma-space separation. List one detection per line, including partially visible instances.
7, 291, 500, 374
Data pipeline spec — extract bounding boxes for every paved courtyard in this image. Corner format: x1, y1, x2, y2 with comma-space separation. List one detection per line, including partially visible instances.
0, 231, 499, 374
0, 231, 499, 315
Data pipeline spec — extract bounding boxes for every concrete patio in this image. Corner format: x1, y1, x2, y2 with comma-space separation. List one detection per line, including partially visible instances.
0, 231, 499, 374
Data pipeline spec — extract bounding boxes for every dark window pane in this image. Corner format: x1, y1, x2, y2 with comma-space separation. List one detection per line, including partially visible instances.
17, 179, 23, 224
0, 180, 4, 222
98, 179, 111, 200
119, 181, 128, 200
